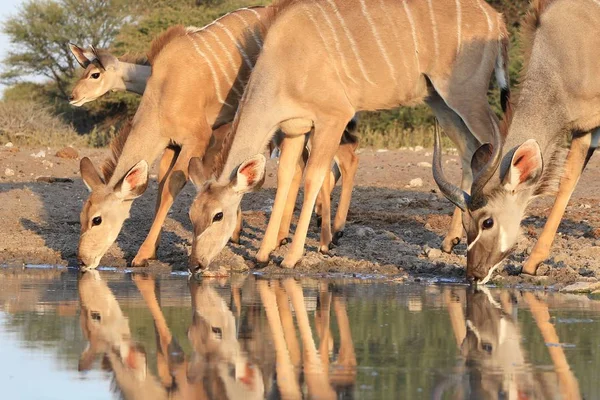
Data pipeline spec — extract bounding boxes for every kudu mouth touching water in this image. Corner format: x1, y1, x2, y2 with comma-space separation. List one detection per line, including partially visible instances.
433, 0, 600, 283
74, 8, 359, 270
188, 0, 510, 269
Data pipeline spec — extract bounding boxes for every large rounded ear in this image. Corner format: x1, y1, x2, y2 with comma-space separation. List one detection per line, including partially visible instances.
80, 157, 105, 192
502, 139, 542, 192
232, 154, 266, 193
471, 143, 493, 178
69, 43, 95, 68
117, 160, 148, 200
188, 157, 208, 189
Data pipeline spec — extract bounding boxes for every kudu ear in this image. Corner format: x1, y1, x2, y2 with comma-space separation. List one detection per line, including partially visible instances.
69, 43, 95, 68
117, 160, 148, 200
471, 143, 493, 178
232, 154, 266, 193
502, 139, 542, 192
80, 157, 105, 192
188, 157, 209, 189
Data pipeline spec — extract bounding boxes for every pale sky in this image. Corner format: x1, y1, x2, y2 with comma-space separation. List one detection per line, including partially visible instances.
0, 0, 31, 94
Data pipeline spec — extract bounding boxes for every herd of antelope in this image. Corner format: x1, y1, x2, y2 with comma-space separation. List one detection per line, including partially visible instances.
70, 0, 600, 284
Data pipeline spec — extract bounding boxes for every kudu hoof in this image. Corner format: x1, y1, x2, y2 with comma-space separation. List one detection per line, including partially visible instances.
280, 258, 298, 269
279, 237, 290, 246
230, 236, 241, 245
131, 258, 150, 268
441, 237, 461, 253
332, 230, 344, 246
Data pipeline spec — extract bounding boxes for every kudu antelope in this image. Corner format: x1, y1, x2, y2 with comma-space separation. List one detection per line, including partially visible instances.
433, 0, 600, 282
188, 0, 510, 269
74, 8, 358, 270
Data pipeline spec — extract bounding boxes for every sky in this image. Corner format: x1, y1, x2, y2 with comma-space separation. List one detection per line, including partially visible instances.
0, 0, 28, 94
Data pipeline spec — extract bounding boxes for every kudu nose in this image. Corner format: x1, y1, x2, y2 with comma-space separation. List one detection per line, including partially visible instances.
68, 95, 75, 102
466, 274, 477, 285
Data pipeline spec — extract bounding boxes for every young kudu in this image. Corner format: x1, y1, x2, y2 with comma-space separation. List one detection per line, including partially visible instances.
75, 8, 358, 270
433, 0, 600, 283
188, 0, 510, 269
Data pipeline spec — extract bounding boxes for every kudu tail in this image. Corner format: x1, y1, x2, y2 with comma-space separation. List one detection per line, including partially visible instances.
495, 33, 511, 113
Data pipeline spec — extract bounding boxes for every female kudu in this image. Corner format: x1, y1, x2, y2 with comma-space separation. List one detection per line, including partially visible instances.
74, 8, 358, 269
187, 0, 510, 270
433, 0, 600, 283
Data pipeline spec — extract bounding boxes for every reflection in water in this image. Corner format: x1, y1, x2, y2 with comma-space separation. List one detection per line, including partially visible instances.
77, 273, 358, 399
437, 287, 581, 400
0, 269, 597, 399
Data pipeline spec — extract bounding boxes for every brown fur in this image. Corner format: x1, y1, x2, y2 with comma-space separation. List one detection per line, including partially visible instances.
147, 25, 189, 64
520, 0, 558, 81
101, 121, 133, 182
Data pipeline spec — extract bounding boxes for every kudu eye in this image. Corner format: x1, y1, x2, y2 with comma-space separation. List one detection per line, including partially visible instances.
482, 218, 494, 230
91, 72, 100, 79
211, 326, 222, 339
482, 342, 493, 354
92, 216, 102, 226
212, 212, 224, 223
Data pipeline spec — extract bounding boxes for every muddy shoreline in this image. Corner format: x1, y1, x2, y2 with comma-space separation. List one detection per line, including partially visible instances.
2, 145, 600, 291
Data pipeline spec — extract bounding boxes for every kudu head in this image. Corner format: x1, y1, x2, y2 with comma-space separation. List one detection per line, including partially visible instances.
460, 287, 529, 398
187, 154, 266, 272
78, 157, 148, 269
69, 44, 123, 106
187, 280, 264, 398
78, 270, 147, 380
433, 117, 543, 283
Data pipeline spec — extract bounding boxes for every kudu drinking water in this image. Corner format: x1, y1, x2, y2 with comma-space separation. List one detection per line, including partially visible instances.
187, 0, 510, 269
74, 8, 359, 269
433, 0, 600, 283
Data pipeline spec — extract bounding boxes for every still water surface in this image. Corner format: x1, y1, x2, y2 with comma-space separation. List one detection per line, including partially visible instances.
0, 267, 599, 399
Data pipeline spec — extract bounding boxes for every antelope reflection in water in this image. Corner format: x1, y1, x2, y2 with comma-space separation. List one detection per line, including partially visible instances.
77, 272, 357, 399
436, 287, 581, 400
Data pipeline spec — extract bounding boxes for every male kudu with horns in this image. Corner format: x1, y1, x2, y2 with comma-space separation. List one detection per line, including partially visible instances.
434, 0, 600, 283
187, 0, 510, 270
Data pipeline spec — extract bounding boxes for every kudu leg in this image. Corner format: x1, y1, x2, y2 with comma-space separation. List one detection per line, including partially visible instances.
332, 142, 359, 245
523, 134, 592, 274
274, 282, 302, 372
283, 279, 336, 399
318, 161, 334, 253
257, 281, 302, 398
443, 288, 467, 347
281, 121, 347, 268
523, 293, 581, 399
330, 296, 357, 388
276, 161, 304, 246
257, 134, 306, 264
132, 143, 206, 267
132, 274, 175, 388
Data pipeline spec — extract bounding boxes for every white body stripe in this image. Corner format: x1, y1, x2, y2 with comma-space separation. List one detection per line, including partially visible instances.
402, 0, 421, 72
455, 0, 462, 55
378, 0, 410, 84
325, 0, 375, 85
426, 0, 440, 62
232, 11, 263, 49
187, 35, 230, 106
196, 33, 242, 98
302, 5, 346, 84
476, 0, 493, 34
467, 229, 482, 251
243, 7, 262, 19
313, 2, 358, 84
215, 22, 254, 69
499, 225, 510, 252
358, 0, 396, 83
204, 30, 244, 97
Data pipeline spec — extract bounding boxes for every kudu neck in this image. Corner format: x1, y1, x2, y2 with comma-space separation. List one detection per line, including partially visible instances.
118, 62, 151, 95
498, 77, 568, 182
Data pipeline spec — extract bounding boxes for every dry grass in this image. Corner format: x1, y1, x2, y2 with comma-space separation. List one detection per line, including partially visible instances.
358, 124, 454, 149
0, 101, 119, 148
0, 101, 85, 147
